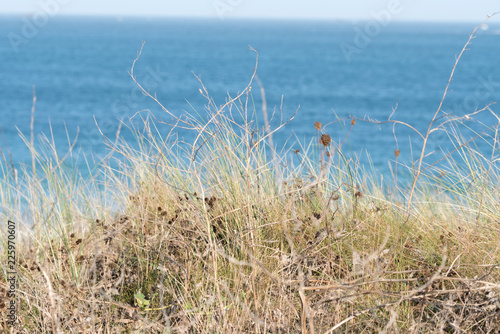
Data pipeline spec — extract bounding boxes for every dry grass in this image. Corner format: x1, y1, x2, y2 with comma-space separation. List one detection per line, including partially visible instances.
1, 22, 500, 333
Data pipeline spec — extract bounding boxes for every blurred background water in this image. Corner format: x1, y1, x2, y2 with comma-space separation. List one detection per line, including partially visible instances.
1, 16, 499, 183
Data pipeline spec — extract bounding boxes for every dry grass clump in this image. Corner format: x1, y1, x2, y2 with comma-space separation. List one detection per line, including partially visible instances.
2, 146, 499, 333
1, 24, 500, 332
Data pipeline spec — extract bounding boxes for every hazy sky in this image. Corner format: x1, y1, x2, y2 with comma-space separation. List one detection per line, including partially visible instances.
1, 0, 499, 22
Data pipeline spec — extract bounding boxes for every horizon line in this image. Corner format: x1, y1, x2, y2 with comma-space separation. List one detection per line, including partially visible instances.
0, 12, 496, 25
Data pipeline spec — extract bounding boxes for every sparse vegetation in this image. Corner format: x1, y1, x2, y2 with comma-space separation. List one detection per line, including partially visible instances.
1, 23, 500, 334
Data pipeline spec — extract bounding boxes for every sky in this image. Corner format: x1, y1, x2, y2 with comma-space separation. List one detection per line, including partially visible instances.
0, 0, 499, 23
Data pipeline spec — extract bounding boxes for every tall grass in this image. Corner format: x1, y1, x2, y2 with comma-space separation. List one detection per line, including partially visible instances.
1, 22, 500, 333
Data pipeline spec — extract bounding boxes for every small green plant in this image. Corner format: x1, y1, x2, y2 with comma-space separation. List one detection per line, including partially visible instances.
134, 291, 157, 310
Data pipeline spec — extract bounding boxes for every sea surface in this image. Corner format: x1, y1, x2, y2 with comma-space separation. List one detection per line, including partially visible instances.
1, 16, 500, 183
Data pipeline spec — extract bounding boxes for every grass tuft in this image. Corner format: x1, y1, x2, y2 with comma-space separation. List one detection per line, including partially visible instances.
1, 21, 500, 333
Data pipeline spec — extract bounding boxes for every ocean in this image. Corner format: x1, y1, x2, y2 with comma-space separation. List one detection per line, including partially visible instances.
1, 16, 499, 182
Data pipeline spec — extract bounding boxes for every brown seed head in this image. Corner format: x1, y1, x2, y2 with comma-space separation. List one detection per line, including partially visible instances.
351, 118, 356, 126
320, 134, 331, 147
314, 122, 322, 130
394, 149, 400, 158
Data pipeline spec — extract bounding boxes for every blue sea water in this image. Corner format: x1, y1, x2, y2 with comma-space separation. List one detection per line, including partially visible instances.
1, 16, 500, 182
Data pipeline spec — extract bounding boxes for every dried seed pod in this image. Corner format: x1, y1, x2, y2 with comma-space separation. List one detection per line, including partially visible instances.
394, 149, 400, 158
320, 134, 331, 147
351, 118, 356, 126
314, 122, 322, 130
